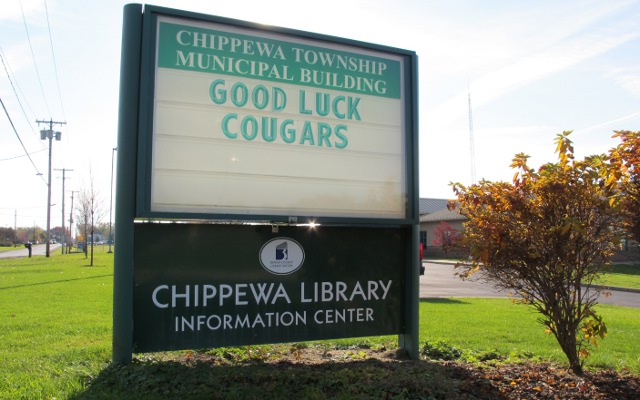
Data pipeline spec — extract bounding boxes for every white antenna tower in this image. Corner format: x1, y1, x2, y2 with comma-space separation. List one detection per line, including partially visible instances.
468, 85, 477, 184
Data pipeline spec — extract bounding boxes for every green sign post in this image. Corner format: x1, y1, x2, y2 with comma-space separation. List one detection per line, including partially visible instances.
114, 4, 419, 363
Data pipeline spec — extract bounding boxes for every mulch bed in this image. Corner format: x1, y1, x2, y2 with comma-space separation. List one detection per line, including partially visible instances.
446, 361, 640, 399
172, 348, 640, 399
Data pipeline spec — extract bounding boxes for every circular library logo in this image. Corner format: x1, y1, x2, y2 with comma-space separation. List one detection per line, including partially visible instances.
259, 237, 305, 275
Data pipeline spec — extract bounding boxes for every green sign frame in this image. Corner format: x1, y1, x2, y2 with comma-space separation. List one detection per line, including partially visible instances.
113, 4, 419, 363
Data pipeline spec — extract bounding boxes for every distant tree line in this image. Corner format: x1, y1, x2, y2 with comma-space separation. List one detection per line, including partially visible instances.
0, 224, 115, 247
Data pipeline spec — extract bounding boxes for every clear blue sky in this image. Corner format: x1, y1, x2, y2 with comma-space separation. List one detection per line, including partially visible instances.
1, 0, 639, 230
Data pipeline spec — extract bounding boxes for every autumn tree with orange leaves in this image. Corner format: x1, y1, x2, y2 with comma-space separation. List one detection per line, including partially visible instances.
450, 131, 622, 375
602, 130, 640, 245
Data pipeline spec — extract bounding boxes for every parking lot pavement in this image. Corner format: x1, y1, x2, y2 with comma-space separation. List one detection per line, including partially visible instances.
421, 261, 640, 308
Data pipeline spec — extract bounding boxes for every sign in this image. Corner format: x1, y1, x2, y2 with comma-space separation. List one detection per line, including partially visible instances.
133, 223, 406, 352
114, 4, 419, 363
140, 14, 412, 220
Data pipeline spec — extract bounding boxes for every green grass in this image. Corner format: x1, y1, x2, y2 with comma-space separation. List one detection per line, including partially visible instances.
0, 250, 638, 399
0, 246, 20, 253
419, 298, 640, 372
0, 250, 113, 399
601, 263, 640, 289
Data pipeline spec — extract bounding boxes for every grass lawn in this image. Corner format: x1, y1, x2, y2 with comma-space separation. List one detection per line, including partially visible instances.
601, 263, 640, 289
0, 246, 20, 253
0, 249, 113, 399
420, 298, 640, 372
0, 249, 638, 399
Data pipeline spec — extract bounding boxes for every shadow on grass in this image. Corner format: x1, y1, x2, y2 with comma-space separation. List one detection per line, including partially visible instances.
70, 355, 504, 400
0, 274, 113, 291
610, 264, 640, 276
420, 298, 470, 305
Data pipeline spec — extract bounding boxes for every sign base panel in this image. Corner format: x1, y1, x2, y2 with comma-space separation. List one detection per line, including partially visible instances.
133, 223, 407, 352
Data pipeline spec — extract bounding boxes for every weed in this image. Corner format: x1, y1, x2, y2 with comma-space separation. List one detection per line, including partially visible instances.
289, 343, 307, 360
420, 340, 463, 361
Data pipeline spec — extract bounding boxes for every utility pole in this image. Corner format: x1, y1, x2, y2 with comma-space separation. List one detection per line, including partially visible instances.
37, 118, 66, 257
69, 190, 77, 253
54, 168, 73, 254
467, 86, 477, 185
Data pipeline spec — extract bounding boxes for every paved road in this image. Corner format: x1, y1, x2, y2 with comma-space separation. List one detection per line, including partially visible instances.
0, 243, 62, 258
421, 261, 640, 308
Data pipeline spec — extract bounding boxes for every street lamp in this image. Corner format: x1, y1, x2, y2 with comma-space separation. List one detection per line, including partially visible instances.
108, 147, 117, 253
40, 128, 62, 257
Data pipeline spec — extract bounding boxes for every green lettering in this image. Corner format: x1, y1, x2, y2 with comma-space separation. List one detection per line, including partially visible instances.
241, 115, 258, 140
317, 123, 332, 147
299, 122, 315, 145
262, 117, 277, 142
280, 119, 296, 143
231, 82, 248, 107
332, 95, 346, 119
299, 90, 311, 115
273, 87, 286, 112
334, 124, 348, 149
221, 113, 238, 139
316, 93, 329, 117
347, 97, 361, 120
209, 79, 227, 105
252, 85, 269, 110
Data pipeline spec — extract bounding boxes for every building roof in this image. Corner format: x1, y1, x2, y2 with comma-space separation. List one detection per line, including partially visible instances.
419, 198, 450, 215
420, 205, 467, 222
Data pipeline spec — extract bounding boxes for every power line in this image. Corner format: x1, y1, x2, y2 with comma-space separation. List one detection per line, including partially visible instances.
0, 210, 46, 218
0, 95, 46, 183
0, 205, 49, 210
19, 0, 51, 117
0, 148, 47, 162
0, 46, 41, 141
44, 0, 66, 121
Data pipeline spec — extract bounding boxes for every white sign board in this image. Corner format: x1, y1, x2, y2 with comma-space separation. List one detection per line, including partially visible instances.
149, 17, 408, 219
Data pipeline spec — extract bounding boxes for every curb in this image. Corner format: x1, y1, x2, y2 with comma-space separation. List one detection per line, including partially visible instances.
587, 284, 640, 294
422, 260, 466, 266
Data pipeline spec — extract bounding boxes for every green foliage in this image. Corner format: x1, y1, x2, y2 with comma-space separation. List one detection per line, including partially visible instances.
201, 346, 273, 364
578, 309, 608, 359
420, 340, 463, 360
420, 340, 506, 363
0, 227, 18, 245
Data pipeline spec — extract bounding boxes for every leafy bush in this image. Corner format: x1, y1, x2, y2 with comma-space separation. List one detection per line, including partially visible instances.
420, 340, 463, 360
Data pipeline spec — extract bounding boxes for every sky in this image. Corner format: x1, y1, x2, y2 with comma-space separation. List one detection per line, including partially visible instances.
1, 0, 639, 230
